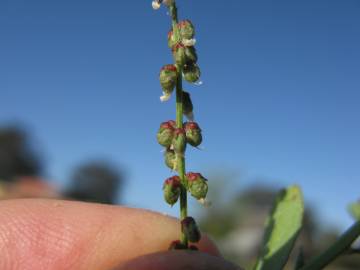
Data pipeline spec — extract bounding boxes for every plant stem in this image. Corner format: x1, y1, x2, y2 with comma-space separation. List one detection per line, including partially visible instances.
176, 70, 188, 247
300, 220, 360, 270
169, 0, 188, 248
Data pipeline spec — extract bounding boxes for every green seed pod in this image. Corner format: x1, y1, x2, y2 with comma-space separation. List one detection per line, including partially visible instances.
178, 20, 195, 40
186, 172, 208, 200
182, 91, 194, 121
159, 65, 178, 99
172, 128, 187, 154
167, 30, 179, 48
181, 216, 201, 243
164, 148, 177, 170
157, 121, 175, 147
183, 63, 201, 83
184, 46, 198, 63
172, 43, 186, 66
163, 176, 181, 206
184, 122, 202, 147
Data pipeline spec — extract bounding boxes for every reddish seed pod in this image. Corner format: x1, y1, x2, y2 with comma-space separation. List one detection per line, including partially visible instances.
186, 172, 208, 200
172, 43, 186, 66
178, 20, 195, 40
159, 64, 178, 100
181, 216, 201, 243
157, 121, 175, 147
172, 128, 187, 154
164, 148, 177, 170
168, 30, 179, 48
163, 176, 181, 206
184, 122, 202, 147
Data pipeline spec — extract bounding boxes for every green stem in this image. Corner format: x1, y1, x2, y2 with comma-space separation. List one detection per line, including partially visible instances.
300, 220, 360, 270
169, 0, 188, 248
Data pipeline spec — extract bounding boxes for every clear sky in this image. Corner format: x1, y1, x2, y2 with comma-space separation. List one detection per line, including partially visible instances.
1, 0, 359, 231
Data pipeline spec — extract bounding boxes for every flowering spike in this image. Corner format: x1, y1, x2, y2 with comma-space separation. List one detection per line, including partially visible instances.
153, 0, 207, 250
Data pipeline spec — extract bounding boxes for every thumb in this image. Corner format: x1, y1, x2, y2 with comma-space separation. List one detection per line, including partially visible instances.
115, 250, 243, 270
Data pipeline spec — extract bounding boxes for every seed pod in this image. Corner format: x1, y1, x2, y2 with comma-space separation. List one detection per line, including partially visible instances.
182, 91, 194, 121
183, 63, 201, 83
168, 240, 187, 250
178, 20, 195, 40
181, 216, 201, 243
184, 46, 198, 63
184, 122, 202, 147
168, 120, 176, 128
164, 148, 177, 170
168, 30, 179, 48
159, 65, 178, 98
172, 128, 187, 154
163, 176, 181, 206
172, 43, 186, 66
157, 121, 175, 147
186, 172, 208, 200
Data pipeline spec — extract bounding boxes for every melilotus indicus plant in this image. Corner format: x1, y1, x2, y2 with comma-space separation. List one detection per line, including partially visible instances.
152, 1, 360, 269
152, 0, 205, 250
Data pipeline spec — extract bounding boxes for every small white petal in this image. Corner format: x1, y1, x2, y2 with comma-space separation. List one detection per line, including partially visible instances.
182, 38, 197, 46
198, 198, 212, 207
152, 1, 161, 10
160, 92, 171, 102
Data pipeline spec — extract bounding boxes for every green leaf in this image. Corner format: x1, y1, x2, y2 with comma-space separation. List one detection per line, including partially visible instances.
254, 185, 304, 270
348, 202, 360, 221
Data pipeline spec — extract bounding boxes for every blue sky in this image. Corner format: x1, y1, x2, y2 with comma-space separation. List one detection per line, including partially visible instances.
1, 0, 360, 231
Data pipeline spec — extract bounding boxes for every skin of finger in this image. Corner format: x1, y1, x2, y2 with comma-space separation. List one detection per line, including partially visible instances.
0, 199, 220, 270
115, 251, 243, 270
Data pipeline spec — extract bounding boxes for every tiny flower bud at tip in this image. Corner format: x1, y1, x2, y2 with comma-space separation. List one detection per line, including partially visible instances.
152, 1, 161, 10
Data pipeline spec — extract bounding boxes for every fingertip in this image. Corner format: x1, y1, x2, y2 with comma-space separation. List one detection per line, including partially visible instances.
114, 251, 243, 270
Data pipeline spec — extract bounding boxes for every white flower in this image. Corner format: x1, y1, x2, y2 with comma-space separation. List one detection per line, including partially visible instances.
152, 1, 161, 10
182, 38, 197, 47
160, 92, 171, 102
